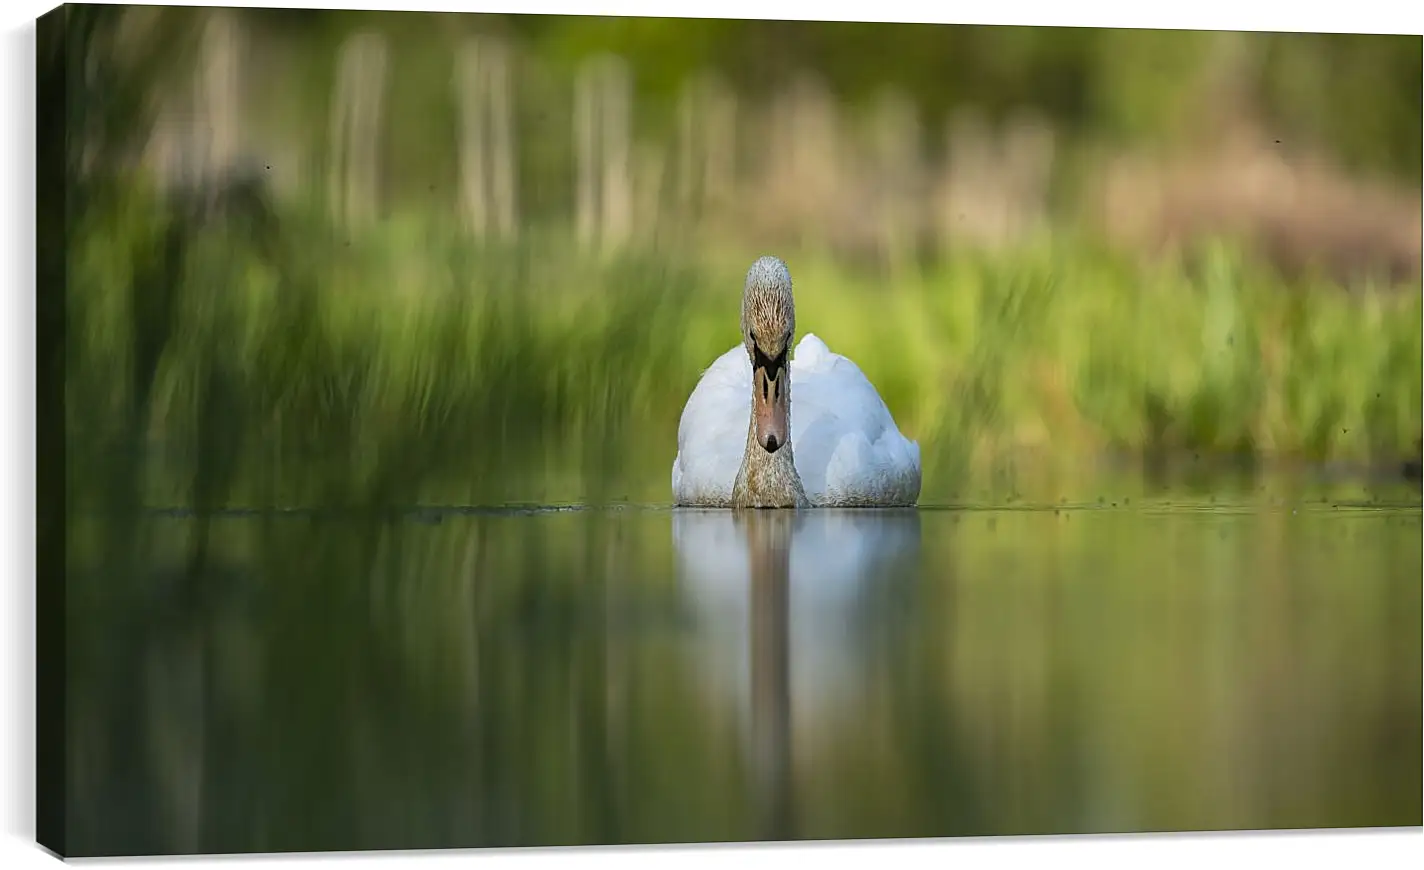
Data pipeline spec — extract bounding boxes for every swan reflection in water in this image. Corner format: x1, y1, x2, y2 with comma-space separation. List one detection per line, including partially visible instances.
671, 508, 924, 838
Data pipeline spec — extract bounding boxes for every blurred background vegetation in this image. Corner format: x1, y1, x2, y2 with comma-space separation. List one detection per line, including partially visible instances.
42, 7, 1423, 856
45, 4, 1423, 513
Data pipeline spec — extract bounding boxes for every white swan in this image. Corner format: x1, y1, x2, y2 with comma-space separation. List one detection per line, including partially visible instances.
671, 256, 922, 508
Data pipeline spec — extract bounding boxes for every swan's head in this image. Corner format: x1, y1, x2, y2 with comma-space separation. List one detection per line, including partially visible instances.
741, 256, 796, 455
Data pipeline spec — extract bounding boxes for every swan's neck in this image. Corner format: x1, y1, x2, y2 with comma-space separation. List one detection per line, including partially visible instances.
732, 400, 809, 509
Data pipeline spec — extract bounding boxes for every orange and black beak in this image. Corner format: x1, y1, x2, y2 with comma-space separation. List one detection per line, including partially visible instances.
751, 344, 789, 453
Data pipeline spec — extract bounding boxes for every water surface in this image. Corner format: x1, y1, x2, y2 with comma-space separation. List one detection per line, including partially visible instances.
63, 472, 1423, 855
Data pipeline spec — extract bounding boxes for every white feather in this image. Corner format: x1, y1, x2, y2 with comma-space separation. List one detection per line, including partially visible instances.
671, 333, 922, 507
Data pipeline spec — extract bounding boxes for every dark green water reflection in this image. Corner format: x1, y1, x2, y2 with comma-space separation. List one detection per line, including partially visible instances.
64, 477, 1422, 856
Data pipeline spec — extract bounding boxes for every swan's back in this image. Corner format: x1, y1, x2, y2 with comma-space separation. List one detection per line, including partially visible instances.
671, 335, 921, 507
787, 334, 922, 506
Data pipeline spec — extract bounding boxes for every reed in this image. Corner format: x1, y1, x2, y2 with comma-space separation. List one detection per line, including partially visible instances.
65, 179, 1422, 512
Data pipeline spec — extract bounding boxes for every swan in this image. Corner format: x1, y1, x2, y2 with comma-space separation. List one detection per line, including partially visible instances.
670, 256, 922, 508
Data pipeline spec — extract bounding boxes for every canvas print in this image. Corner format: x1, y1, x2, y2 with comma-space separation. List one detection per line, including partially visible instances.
36, 3, 1422, 859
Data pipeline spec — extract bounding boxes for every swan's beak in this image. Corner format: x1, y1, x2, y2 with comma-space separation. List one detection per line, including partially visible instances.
753, 365, 789, 454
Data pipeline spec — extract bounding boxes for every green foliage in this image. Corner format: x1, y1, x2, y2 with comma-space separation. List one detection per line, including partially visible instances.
100, 8, 1423, 210
1257, 32, 1423, 181
65, 177, 1422, 512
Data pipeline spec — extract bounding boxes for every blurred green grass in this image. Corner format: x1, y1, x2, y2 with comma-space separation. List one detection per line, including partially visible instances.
65, 178, 1422, 511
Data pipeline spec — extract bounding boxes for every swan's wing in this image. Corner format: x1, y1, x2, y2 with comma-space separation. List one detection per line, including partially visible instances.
671, 345, 751, 505
789, 334, 922, 506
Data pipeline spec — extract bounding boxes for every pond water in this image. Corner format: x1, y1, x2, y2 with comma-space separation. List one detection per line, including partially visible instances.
62, 470, 1422, 856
